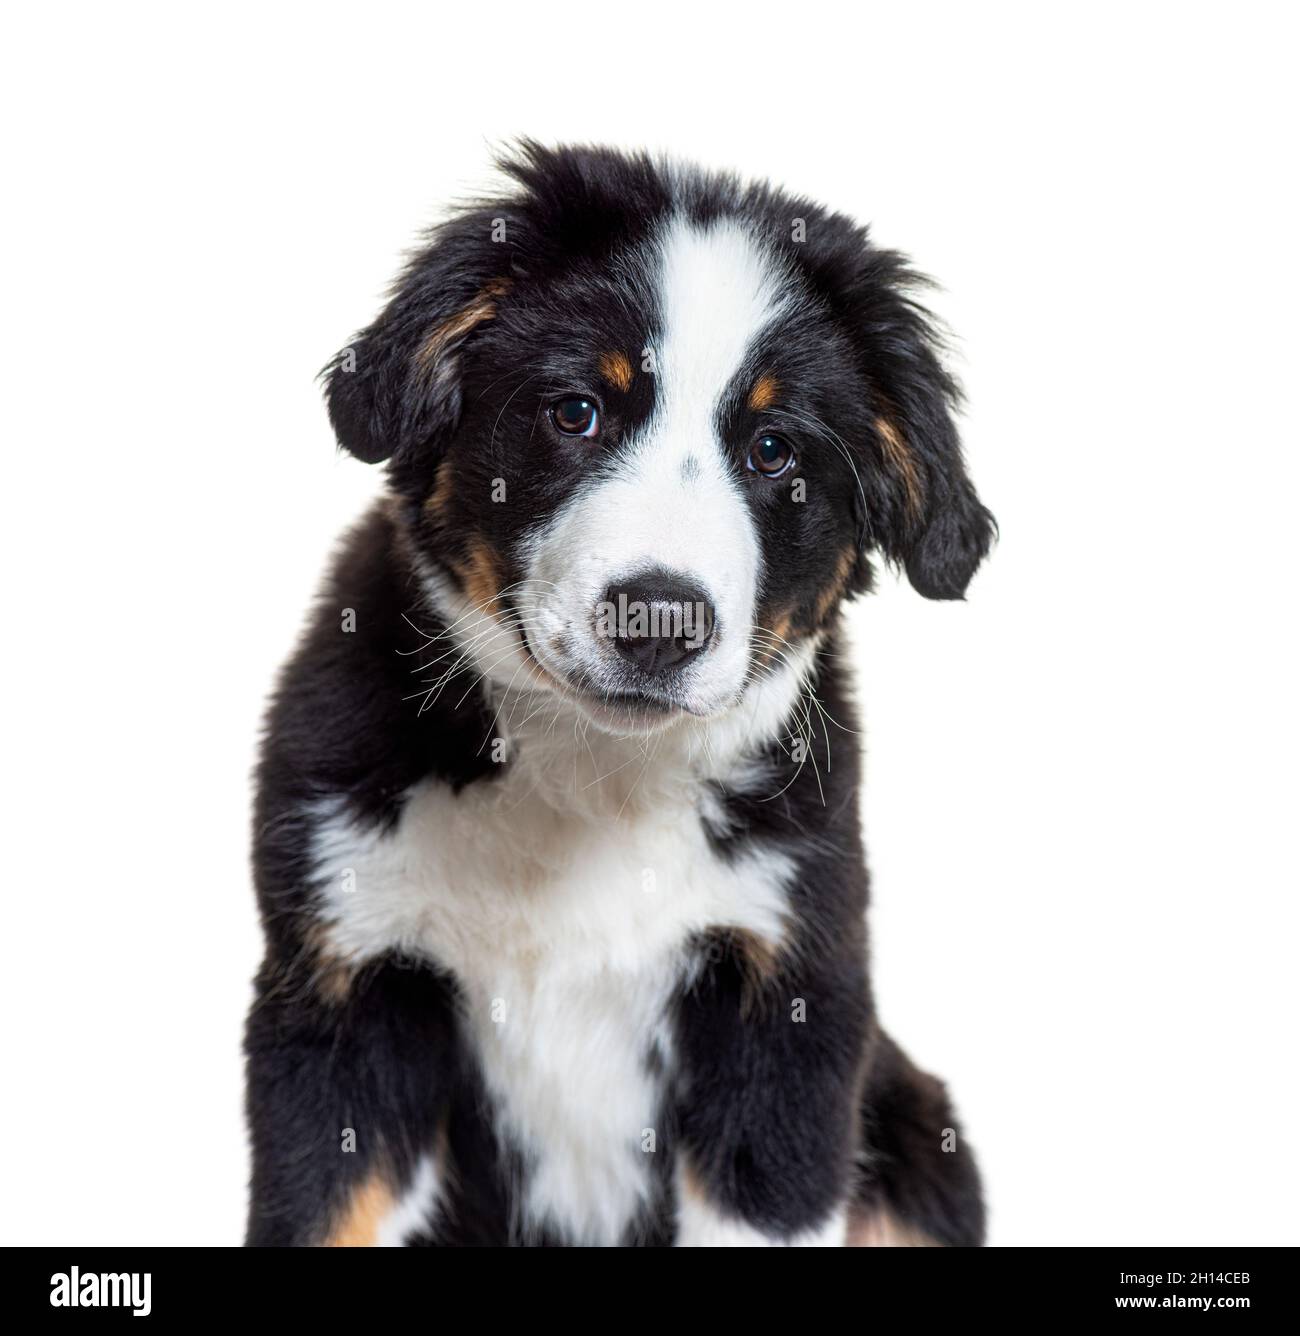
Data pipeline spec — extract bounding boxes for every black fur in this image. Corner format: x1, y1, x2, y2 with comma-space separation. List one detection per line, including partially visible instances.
246, 143, 992, 1246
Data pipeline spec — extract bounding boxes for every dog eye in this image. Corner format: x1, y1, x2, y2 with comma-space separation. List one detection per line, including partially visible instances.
748, 434, 796, 478
550, 397, 600, 438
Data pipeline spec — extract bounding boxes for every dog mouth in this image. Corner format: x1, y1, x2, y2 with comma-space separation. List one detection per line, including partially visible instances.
518, 628, 713, 730
569, 687, 690, 728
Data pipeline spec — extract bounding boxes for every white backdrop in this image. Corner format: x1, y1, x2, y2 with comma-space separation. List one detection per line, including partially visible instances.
3, 1, 1296, 1246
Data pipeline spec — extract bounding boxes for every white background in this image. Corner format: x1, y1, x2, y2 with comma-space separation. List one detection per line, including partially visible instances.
3, 2, 1296, 1246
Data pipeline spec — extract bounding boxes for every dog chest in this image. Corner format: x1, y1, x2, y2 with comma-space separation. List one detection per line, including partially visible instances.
311, 765, 793, 1243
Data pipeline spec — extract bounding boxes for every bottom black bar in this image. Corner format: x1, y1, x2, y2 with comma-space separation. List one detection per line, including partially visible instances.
6, 1246, 1284, 1320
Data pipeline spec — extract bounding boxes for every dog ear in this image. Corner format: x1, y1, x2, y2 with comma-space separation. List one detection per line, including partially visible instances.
840, 248, 995, 600
322, 219, 510, 467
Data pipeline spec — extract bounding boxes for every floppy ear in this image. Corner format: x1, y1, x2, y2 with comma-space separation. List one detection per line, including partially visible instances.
848, 249, 996, 600
322, 217, 509, 467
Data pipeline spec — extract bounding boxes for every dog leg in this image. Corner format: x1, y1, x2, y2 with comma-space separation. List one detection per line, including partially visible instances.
675, 1163, 848, 1246
849, 1029, 985, 1246
244, 954, 456, 1246
671, 936, 868, 1247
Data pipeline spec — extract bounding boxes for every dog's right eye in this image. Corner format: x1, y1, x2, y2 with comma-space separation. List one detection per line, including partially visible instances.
550, 397, 600, 438
748, 433, 797, 478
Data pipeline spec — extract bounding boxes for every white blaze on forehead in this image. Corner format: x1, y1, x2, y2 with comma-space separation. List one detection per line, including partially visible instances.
654, 215, 792, 436
591, 214, 791, 576
521, 215, 797, 715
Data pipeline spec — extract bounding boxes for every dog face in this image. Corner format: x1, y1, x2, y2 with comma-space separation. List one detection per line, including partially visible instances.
325, 144, 993, 733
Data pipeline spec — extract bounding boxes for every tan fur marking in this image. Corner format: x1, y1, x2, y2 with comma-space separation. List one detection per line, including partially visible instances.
679, 1160, 708, 1206
876, 417, 924, 520
748, 373, 779, 412
734, 927, 783, 979
598, 350, 634, 392
426, 456, 456, 522
324, 1174, 395, 1247
731, 927, 788, 1020
755, 609, 794, 668
460, 536, 503, 614
814, 547, 856, 624
413, 278, 511, 377
272, 921, 356, 1006
311, 941, 355, 1005
847, 1205, 941, 1247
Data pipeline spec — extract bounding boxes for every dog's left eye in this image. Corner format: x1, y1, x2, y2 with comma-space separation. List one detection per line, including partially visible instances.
550, 397, 600, 438
748, 434, 796, 478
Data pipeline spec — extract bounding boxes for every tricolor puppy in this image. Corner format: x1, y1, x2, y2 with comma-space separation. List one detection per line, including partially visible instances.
246, 143, 994, 1247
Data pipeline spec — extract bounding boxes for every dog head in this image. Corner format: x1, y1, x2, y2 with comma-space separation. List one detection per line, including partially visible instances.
324, 143, 994, 734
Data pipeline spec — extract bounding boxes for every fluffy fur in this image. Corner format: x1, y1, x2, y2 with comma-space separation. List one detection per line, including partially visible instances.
245, 142, 993, 1247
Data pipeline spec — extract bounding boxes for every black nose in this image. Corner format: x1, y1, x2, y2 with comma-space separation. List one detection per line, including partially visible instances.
600, 572, 716, 676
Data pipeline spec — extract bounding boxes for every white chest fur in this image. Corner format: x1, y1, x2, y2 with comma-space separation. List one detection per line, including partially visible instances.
311, 726, 794, 1245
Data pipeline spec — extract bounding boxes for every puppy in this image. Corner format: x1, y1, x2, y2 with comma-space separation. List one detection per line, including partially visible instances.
245, 143, 994, 1247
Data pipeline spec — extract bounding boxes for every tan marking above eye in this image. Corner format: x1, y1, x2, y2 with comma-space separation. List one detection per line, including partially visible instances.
747, 374, 779, 412
598, 350, 634, 392
876, 417, 925, 520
